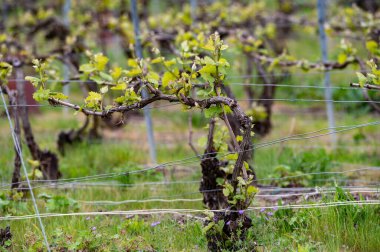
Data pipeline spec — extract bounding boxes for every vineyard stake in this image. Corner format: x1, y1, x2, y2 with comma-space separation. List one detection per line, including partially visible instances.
317, 0, 337, 145
130, 0, 157, 164
190, 0, 197, 24
62, 0, 71, 115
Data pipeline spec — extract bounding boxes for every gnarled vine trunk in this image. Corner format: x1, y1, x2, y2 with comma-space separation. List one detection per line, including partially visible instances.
204, 114, 255, 251
1, 86, 22, 190
16, 69, 61, 180
200, 119, 228, 210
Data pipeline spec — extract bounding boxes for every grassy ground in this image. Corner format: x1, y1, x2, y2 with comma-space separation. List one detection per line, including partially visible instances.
1, 98, 379, 251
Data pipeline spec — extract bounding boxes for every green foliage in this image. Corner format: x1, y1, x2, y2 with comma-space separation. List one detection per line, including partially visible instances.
33, 87, 50, 102
39, 194, 79, 213
246, 104, 268, 122
0, 192, 28, 215
356, 60, 380, 85
366, 40, 380, 57
268, 165, 310, 187
26, 59, 67, 102
84, 91, 102, 109
224, 175, 258, 207
337, 39, 357, 64
0, 62, 12, 84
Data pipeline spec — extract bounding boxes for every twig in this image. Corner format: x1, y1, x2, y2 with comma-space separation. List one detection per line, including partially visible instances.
188, 111, 200, 157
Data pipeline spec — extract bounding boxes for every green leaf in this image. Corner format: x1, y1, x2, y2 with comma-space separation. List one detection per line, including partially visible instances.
181, 40, 189, 52
38, 193, 52, 200
100, 85, 109, 94
25, 76, 40, 87
85, 91, 102, 108
164, 59, 175, 67
196, 89, 210, 99
222, 188, 230, 197
203, 56, 216, 65
199, 65, 216, 83
356, 72, 367, 87
337, 53, 347, 64
126, 68, 143, 77
0, 198, 10, 207
164, 59, 176, 68
218, 58, 230, 67
99, 71, 113, 82
111, 66, 122, 80
366, 40, 378, 54
114, 96, 126, 104
268, 58, 280, 72
90, 75, 103, 84
204, 105, 223, 118
147, 71, 160, 87
79, 63, 96, 74
216, 177, 224, 185
199, 65, 216, 75
151, 57, 164, 64
237, 176, 246, 186
202, 38, 215, 51
220, 44, 229, 50
247, 185, 259, 195
33, 88, 50, 102
202, 222, 215, 234
124, 87, 141, 105
50, 92, 68, 100
162, 71, 177, 88
127, 59, 138, 68
226, 153, 238, 161
94, 54, 109, 71
111, 83, 127, 91
243, 161, 249, 170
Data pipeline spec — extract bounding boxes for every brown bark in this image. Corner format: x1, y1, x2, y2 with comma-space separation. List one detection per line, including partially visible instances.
9, 90, 22, 190
200, 119, 228, 210
1, 86, 22, 190
16, 69, 61, 180
252, 57, 276, 136
57, 116, 90, 155
206, 118, 254, 252
244, 55, 255, 105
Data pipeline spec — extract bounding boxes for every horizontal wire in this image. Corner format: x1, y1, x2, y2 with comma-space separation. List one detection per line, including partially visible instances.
256, 167, 380, 182
2, 178, 378, 191
1, 98, 376, 109
1, 200, 379, 221
7, 70, 362, 84
4, 177, 377, 190
162, 120, 380, 172
0, 180, 201, 190
259, 186, 380, 192
76, 198, 203, 205
254, 121, 380, 150
17, 188, 380, 206
147, 184, 380, 200
52, 189, 380, 206
229, 83, 372, 90
238, 98, 380, 104
2, 120, 379, 189
228, 70, 365, 79
0, 102, 182, 110
3, 162, 379, 191
285, 144, 380, 149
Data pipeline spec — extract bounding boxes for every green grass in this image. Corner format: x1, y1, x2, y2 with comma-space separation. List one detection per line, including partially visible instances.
1, 101, 379, 251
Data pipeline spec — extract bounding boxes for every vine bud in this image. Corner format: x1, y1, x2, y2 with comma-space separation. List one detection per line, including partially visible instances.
191, 63, 197, 72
